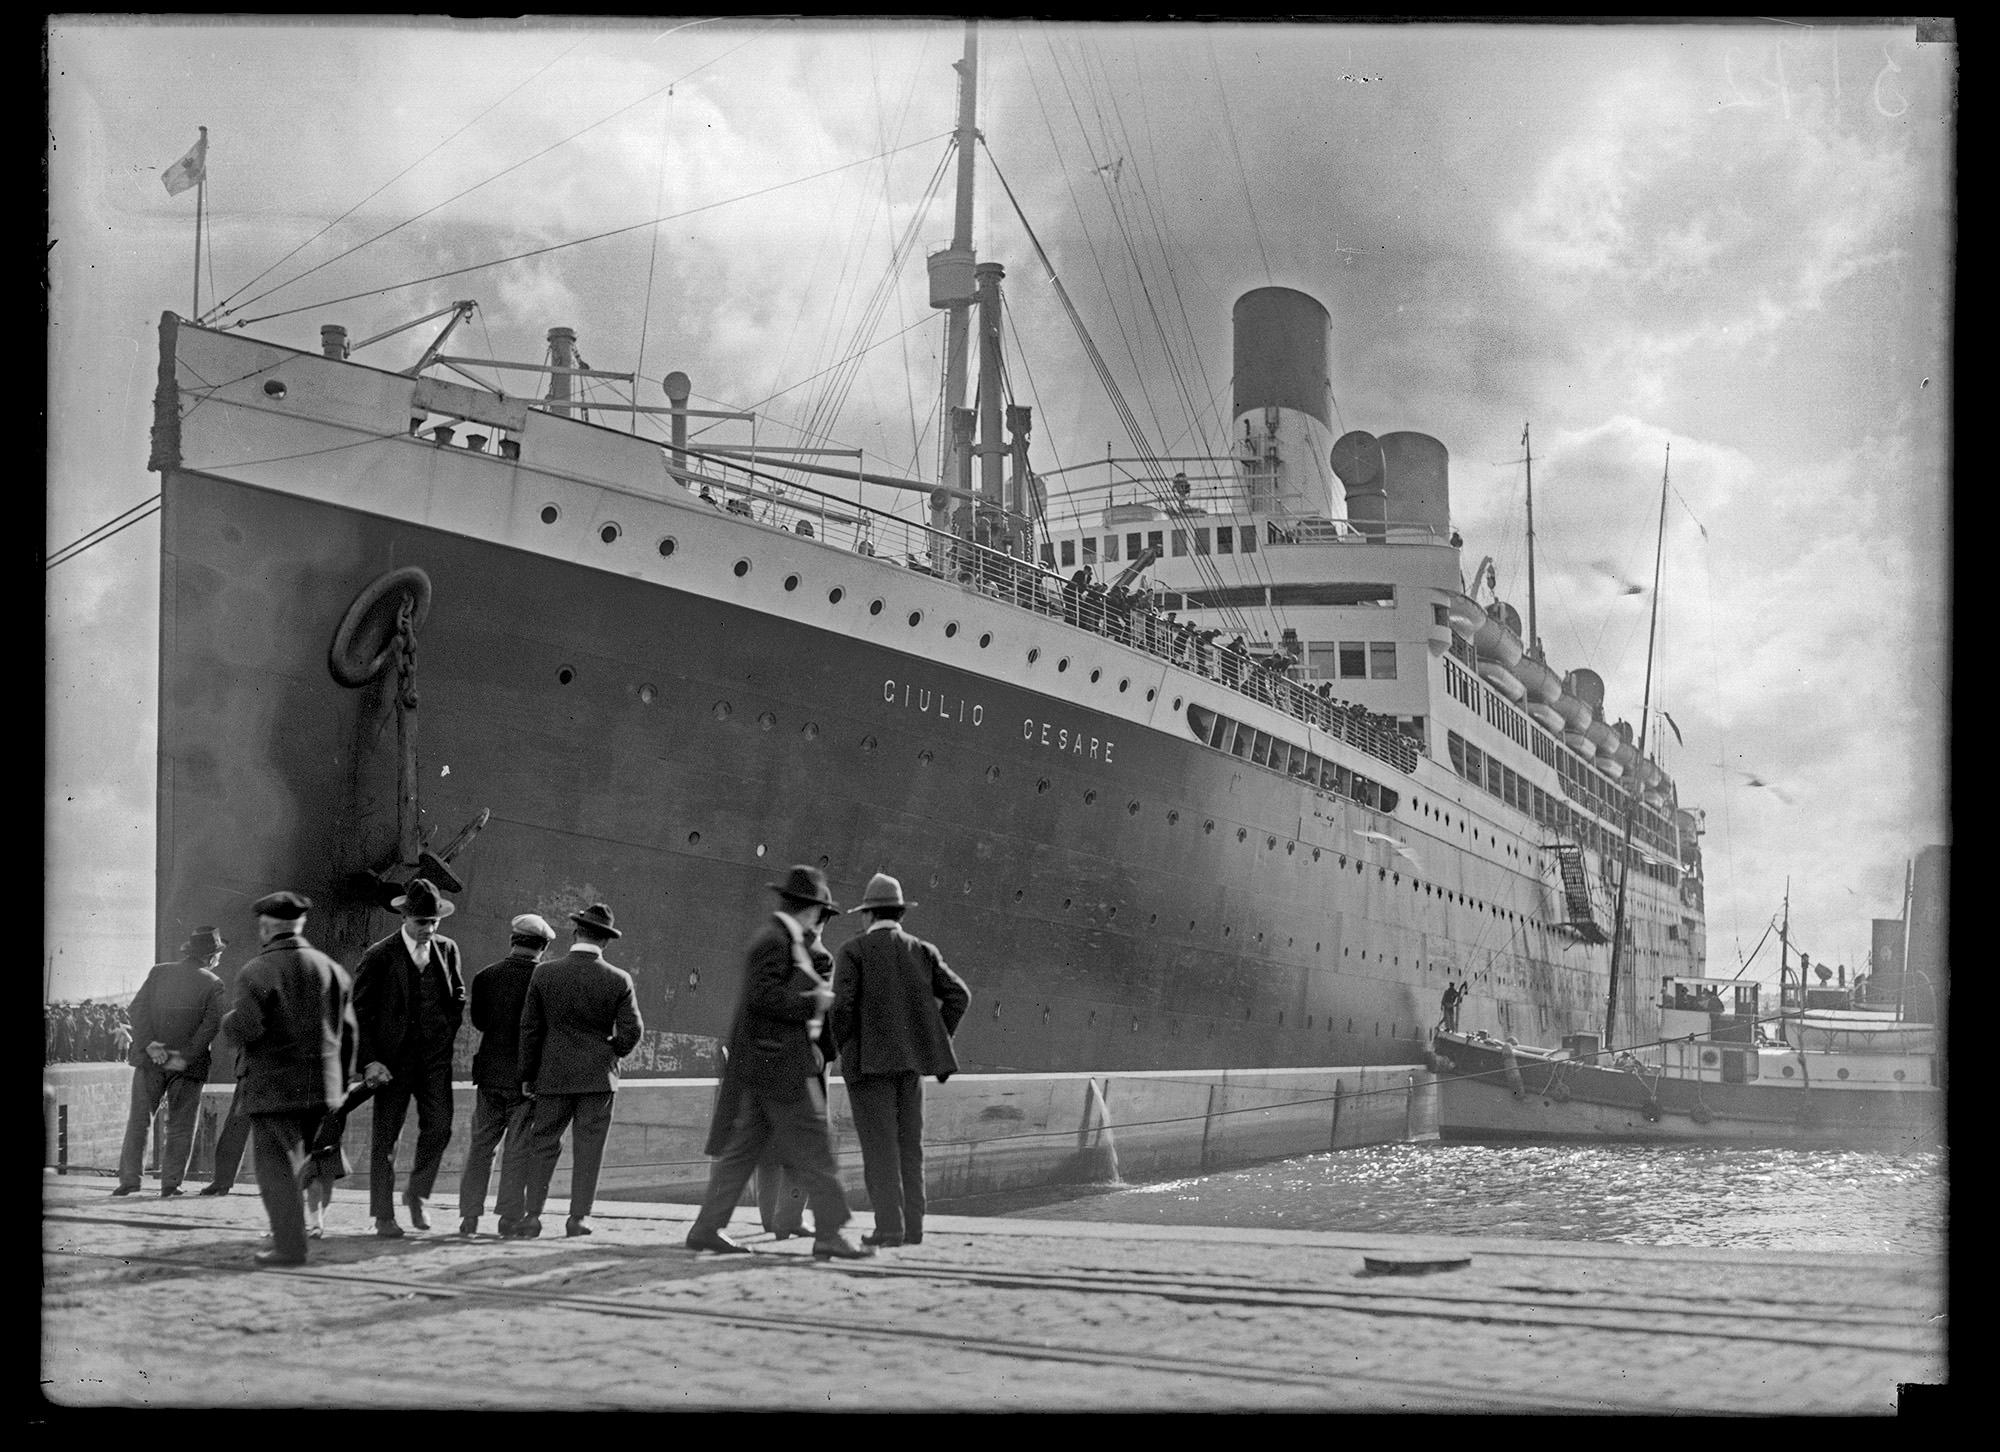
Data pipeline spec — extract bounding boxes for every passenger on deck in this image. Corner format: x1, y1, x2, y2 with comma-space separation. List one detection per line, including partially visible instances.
795, 519, 814, 537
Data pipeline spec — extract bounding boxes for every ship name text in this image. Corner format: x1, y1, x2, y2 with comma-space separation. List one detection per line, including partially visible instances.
883, 678, 984, 727
1022, 716, 1114, 763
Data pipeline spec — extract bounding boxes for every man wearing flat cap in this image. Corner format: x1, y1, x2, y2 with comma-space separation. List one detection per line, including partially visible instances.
351, 878, 465, 1237
686, 866, 869, 1259
457, 912, 557, 1236
514, 903, 645, 1238
112, 927, 229, 1197
225, 892, 357, 1267
832, 873, 970, 1247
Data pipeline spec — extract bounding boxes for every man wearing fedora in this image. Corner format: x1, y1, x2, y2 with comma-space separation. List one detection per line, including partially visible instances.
457, 912, 558, 1237
351, 878, 465, 1237
686, 866, 869, 1260
513, 903, 644, 1238
225, 892, 357, 1267
112, 926, 229, 1197
831, 874, 970, 1247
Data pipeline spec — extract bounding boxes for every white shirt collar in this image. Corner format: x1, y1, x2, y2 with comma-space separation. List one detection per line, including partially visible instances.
569, 941, 603, 957
400, 927, 432, 965
866, 918, 898, 934
774, 909, 805, 940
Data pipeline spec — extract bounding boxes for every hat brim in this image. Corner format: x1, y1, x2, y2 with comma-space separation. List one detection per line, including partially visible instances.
768, 883, 842, 912
567, 913, 622, 939
857, 899, 915, 911
390, 897, 456, 918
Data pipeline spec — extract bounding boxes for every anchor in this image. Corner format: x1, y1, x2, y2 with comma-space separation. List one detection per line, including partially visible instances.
328, 566, 490, 907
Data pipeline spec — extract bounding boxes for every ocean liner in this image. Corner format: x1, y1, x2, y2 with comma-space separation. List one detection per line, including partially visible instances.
148, 25, 1706, 1080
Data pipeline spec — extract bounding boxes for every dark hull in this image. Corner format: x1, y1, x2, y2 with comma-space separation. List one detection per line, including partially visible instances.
1433, 1033, 1942, 1152
163, 466, 1542, 1077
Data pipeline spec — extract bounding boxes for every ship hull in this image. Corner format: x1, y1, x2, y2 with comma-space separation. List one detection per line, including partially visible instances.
1432, 1032, 1941, 1152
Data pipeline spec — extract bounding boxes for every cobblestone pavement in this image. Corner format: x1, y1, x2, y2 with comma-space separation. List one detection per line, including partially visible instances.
41, 1174, 1944, 1412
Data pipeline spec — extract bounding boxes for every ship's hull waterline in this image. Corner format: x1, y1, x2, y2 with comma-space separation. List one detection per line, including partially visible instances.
152, 317, 1690, 1076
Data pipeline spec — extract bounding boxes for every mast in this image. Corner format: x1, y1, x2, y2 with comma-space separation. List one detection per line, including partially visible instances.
1602, 444, 1671, 1048
1523, 423, 1540, 658
934, 20, 980, 539
1778, 880, 1792, 1023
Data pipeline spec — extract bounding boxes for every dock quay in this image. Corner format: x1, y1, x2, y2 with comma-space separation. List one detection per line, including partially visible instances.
42, 1174, 1942, 1413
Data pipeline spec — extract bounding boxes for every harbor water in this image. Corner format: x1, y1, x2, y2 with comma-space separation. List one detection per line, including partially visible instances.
945, 1143, 1947, 1257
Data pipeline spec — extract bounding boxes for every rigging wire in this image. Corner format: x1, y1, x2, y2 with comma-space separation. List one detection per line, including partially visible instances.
632, 85, 678, 432
227, 132, 952, 329
213, 21, 776, 325
200, 34, 591, 324
1203, 32, 1275, 288
45, 495, 163, 572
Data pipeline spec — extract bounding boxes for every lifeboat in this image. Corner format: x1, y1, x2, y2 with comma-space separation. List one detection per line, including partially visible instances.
1637, 759, 1662, 788
1471, 613, 1524, 668
1477, 662, 1526, 701
1512, 655, 1563, 707
1643, 788, 1666, 808
1554, 691, 1591, 733
1445, 593, 1487, 640
1564, 731, 1596, 757
1597, 757, 1625, 780
1585, 719, 1619, 757
1524, 702, 1566, 733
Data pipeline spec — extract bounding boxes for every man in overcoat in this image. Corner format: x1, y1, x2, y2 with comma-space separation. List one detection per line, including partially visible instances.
685, 866, 869, 1260
830, 874, 970, 1246
112, 927, 228, 1197
224, 892, 357, 1267
351, 878, 465, 1237
457, 912, 556, 1237
514, 903, 644, 1238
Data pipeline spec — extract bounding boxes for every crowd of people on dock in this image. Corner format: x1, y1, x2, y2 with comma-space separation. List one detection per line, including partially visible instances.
103, 866, 968, 1270
45, 1001, 135, 1064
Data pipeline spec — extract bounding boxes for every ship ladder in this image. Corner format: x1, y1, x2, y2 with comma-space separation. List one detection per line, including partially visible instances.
1552, 844, 1607, 943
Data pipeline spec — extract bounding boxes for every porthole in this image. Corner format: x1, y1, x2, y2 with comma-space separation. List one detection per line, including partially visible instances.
1118, 679, 1130, 693
1266, 835, 1277, 849
1782, 1065, 1795, 1078
916, 748, 934, 764
263, 379, 288, 399
783, 574, 800, 592
979, 632, 992, 648
800, 722, 820, 740
1036, 778, 1050, 794
539, 504, 560, 525
1062, 898, 1073, 911
965, 881, 974, 896
828, 586, 844, 603
556, 666, 576, 686
599, 523, 622, 545
908, 610, 923, 627
1146, 688, 1157, 702
1286, 841, 1296, 855
869, 599, 884, 616
945, 621, 959, 638
757, 711, 777, 731
711, 700, 731, 719
686, 830, 702, 845
1837, 1068, 1850, 1081
1204, 820, 1215, 834
1130, 1017, 1139, 1035
1172, 697, 1182, 711
1083, 790, 1097, 805
755, 843, 766, 858
637, 683, 658, 705
1236, 827, 1247, 842
1027, 648, 1040, 664
985, 765, 1001, 783
733, 559, 750, 577
1224, 927, 1232, 937
1149, 913, 1157, 925
1167, 810, 1180, 825
1894, 1069, 1906, 1082
1311, 848, 1321, 862
1089, 668, 1101, 683
1057, 657, 1070, 673
1127, 800, 1140, 815
860, 734, 877, 751
1013, 888, 1024, 902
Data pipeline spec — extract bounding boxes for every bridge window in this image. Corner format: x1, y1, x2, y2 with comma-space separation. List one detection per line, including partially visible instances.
1171, 529, 1188, 557
1240, 525, 1255, 555
1308, 642, 1339, 679
1148, 530, 1164, 555
1217, 525, 1234, 554
1194, 527, 1211, 555
1040, 542, 1056, 568
1103, 534, 1119, 562
1127, 532, 1143, 558
1082, 537, 1097, 565
1060, 539, 1075, 568
1339, 642, 1367, 678
1370, 643, 1397, 680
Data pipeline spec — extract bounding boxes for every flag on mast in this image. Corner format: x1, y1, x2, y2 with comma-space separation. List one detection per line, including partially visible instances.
161, 128, 207, 196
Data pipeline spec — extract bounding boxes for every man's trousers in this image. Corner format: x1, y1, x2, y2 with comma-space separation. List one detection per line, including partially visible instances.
458, 1084, 535, 1224
117, 1062, 204, 1191
368, 1052, 455, 1219
518, 1090, 616, 1223
250, 1108, 323, 1262
205, 1079, 252, 1190
846, 1070, 927, 1240
692, 1079, 849, 1238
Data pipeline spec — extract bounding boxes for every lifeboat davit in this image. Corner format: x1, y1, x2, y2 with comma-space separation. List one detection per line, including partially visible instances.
1471, 615, 1524, 668
1512, 655, 1563, 707
1477, 662, 1526, 701
1525, 702, 1566, 733
1565, 731, 1596, 757
1445, 593, 1487, 639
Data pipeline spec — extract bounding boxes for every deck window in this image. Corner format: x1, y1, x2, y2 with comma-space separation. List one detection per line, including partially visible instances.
1194, 527, 1211, 555
1060, 539, 1075, 568
1082, 536, 1097, 565
1307, 642, 1339, 679
1370, 642, 1397, 680
1217, 525, 1234, 554
1040, 542, 1056, 568
1171, 529, 1188, 557
1240, 525, 1256, 555
1127, 532, 1143, 559
1148, 530, 1164, 556
1102, 534, 1119, 563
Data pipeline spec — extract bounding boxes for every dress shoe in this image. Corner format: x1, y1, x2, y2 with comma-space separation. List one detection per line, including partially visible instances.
903, 1234, 924, 1246
160, 1186, 186, 1199
513, 1217, 543, 1239
308, 1225, 325, 1241
254, 1249, 306, 1269
403, 1196, 431, 1231
110, 1184, 142, 1197
685, 1227, 750, 1254
374, 1217, 405, 1239
495, 1217, 523, 1238
766, 1226, 801, 1241
458, 1217, 480, 1237
565, 1218, 592, 1238
860, 1231, 903, 1248
812, 1233, 874, 1261
197, 1183, 230, 1196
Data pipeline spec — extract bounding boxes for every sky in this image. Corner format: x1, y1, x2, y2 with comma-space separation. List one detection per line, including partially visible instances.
47, 17, 1952, 1002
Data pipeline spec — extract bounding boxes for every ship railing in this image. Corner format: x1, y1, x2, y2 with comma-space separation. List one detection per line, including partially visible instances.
668, 457, 1421, 776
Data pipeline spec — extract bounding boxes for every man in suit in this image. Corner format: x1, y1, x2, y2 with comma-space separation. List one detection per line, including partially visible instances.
514, 903, 644, 1238
686, 866, 869, 1260
225, 892, 357, 1267
457, 912, 556, 1237
351, 878, 465, 1237
112, 927, 229, 1198
830, 874, 970, 1247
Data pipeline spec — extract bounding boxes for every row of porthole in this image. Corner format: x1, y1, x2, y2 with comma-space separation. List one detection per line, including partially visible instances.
987, 1004, 1418, 1038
